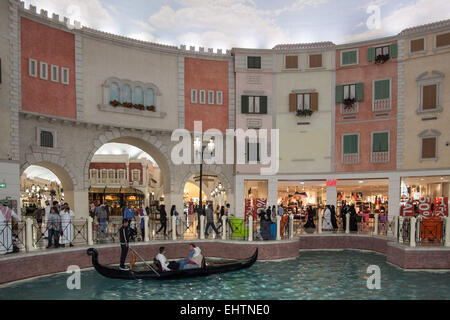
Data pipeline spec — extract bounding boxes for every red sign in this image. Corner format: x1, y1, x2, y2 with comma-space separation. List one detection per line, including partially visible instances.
326, 179, 338, 187
400, 198, 414, 216
244, 198, 253, 221
418, 197, 433, 218
255, 198, 267, 217
434, 197, 448, 217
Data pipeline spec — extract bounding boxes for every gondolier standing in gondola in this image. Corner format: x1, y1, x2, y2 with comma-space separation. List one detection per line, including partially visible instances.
119, 219, 131, 271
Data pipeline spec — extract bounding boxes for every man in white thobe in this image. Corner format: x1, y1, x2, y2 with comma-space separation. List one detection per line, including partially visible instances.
0, 203, 21, 254
60, 205, 75, 247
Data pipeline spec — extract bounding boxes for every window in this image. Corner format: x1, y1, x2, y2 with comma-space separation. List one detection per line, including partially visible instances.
40, 62, 48, 80
375, 45, 389, 57
108, 169, 115, 180
336, 83, 364, 103
410, 38, 425, 53
90, 169, 98, 179
216, 91, 223, 105
208, 90, 214, 104
61, 67, 69, 85
247, 56, 261, 69
241, 95, 268, 114
372, 132, 389, 152
101, 170, 107, 180
436, 32, 450, 48
247, 142, 260, 162
289, 93, 318, 112
29, 59, 37, 77
118, 170, 125, 180
146, 88, 154, 106
342, 134, 359, 164
191, 89, 198, 104
122, 84, 132, 103
133, 86, 144, 105
422, 84, 437, 110
285, 55, 298, 69
110, 82, 120, 102
341, 49, 358, 66
309, 54, 322, 68
132, 170, 140, 182
373, 79, 391, 111
40, 130, 54, 148
343, 135, 359, 154
50, 65, 59, 82
199, 90, 206, 104
422, 137, 437, 159
344, 84, 356, 100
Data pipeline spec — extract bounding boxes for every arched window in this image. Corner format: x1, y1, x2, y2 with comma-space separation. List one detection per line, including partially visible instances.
110, 82, 120, 102
122, 84, 132, 103
134, 86, 144, 105
146, 88, 155, 106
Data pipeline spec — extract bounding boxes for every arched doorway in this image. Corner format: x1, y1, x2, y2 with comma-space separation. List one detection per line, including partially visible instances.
20, 162, 76, 214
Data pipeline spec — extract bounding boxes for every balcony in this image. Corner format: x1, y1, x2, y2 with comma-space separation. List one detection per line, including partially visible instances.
371, 151, 389, 163
342, 153, 359, 165
341, 103, 358, 115
373, 99, 391, 112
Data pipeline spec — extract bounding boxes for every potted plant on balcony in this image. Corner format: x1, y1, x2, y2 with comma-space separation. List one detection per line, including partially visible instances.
110, 100, 121, 107
296, 109, 314, 117
123, 102, 133, 109
375, 54, 389, 64
135, 104, 145, 111
146, 105, 156, 112
343, 97, 356, 110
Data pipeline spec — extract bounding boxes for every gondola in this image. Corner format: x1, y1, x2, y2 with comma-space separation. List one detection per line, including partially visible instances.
87, 247, 258, 280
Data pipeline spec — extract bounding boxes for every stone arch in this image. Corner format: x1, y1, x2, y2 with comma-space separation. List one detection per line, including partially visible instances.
83, 129, 173, 197
178, 164, 232, 196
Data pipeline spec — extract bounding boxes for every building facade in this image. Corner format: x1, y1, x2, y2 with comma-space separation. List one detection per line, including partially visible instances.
1, 0, 449, 222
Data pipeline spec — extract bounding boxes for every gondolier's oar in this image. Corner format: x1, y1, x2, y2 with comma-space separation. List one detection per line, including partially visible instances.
128, 246, 160, 277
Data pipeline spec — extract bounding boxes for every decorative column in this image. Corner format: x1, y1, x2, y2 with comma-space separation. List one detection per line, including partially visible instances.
248, 215, 253, 241
410, 217, 416, 247
222, 215, 227, 240
374, 213, 379, 236
345, 213, 350, 234
318, 211, 323, 234
289, 214, 294, 239
200, 215, 205, 240
144, 216, 150, 242
276, 215, 281, 240
172, 215, 177, 241
398, 216, 404, 243
444, 216, 450, 247
87, 216, 93, 245
25, 218, 33, 252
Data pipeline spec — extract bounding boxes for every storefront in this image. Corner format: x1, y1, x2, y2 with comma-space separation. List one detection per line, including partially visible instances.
88, 187, 145, 214
277, 180, 327, 217
336, 179, 389, 217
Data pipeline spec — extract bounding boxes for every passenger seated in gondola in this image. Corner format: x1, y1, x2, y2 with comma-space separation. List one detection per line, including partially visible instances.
178, 243, 203, 270
155, 246, 171, 272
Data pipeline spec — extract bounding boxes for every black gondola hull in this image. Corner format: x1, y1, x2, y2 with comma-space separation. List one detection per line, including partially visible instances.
87, 247, 258, 280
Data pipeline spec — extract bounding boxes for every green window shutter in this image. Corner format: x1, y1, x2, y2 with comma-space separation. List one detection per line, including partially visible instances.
342, 50, 357, 65
374, 79, 390, 100
389, 44, 398, 58
336, 85, 343, 103
372, 132, 389, 152
343, 135, 358, 154
241, 95, 249, 113
260, 96, 268, 114
368, 47, 375, 62
355, 82, 364, 102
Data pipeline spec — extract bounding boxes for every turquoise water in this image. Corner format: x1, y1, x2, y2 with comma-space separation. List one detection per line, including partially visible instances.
1, 250, 450, 300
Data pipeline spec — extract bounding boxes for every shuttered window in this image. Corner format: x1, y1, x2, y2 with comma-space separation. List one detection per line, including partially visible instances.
410, 38, 425, 52
374, 79, 390, 100
336, 83, 363, 102
341, 50, 357, 66
247, 56, 261, 69
422, 137, 436, 159
285, 55, 298, 69
40, 131, 54, 148
343, 135, 358, 154
309, 54, 322, 68
422, 84, 437, 110
436, 32, 450, 48
291, 93, 319, 111
241, 95, 267, 114
372, 132, 389, 152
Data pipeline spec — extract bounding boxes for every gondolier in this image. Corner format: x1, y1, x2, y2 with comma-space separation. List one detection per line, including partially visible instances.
119, 219, 131, 271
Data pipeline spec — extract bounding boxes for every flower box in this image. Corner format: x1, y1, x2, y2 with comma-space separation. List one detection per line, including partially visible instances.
110, 100, 121, 107
375, 54, 389, 64
296, 109, 314, 117
343, 97, 356, 109
146, 105, 156, 112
